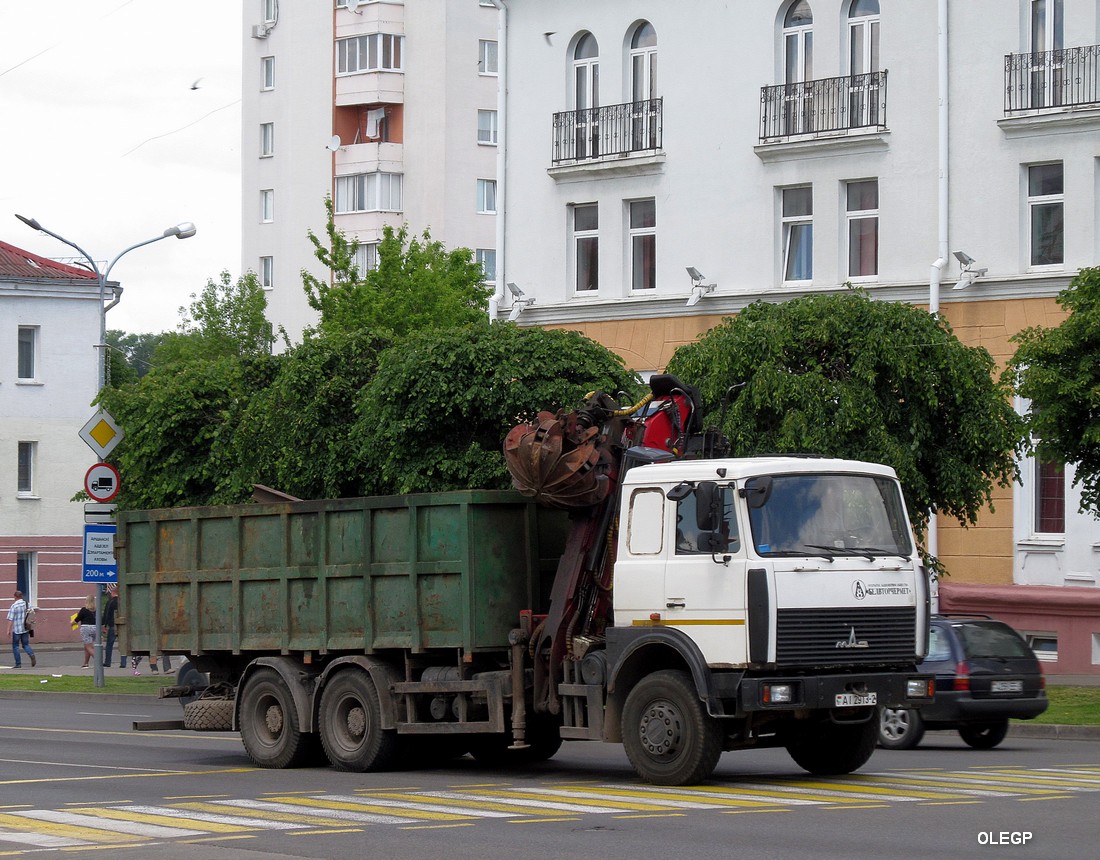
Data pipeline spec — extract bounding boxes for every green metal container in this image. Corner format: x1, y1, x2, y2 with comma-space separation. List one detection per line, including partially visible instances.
118, 491, 567, 659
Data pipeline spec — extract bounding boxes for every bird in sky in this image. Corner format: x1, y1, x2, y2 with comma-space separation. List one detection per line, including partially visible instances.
190, 77, 203, 90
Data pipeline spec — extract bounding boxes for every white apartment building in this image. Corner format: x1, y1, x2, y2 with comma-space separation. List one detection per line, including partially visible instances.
494, 1, 1100, 672
241, 0, 501, 342
0, 241, 101, 643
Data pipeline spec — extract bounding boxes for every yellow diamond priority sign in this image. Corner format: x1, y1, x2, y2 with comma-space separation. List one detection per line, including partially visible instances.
79, 410, 124, 459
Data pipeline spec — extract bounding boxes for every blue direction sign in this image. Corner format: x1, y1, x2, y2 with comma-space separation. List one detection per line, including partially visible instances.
83, 524, 118, 583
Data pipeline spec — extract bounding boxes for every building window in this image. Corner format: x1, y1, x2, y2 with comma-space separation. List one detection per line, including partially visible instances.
260, 256, 274, 290
476, 179, 497, 214
477, 109, 498, 145
260, 189, 274, 223
17, 326, 37, 381
848, 0, 880, 73
260, 122, 274, 157
784, 0, 814, 83
475, 249, 497, 282
335, 172, 403, 213
1035, 457, 1065, 533
1026, 633, 1059, 662
479, 39, 499, 75
15, 552, 36, 604
629, 199, 656, 291
17, 441, 35, 496
263, 0, 277, 24
337, 34, 404, 74
1028, 162, 1063, 267
573, 203, 599, 292
782, 186, 813, 282
846, 178, 878, 277
261, 56, 275, 90
572, 32, 600, 159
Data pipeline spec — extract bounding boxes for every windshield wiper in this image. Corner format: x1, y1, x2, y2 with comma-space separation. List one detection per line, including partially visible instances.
846, 546, 912, 562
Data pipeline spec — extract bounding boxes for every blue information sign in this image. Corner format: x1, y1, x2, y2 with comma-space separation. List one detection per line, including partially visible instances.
83, 523, 118, 583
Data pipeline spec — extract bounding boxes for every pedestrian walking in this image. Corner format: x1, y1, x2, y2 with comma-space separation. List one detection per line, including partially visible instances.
102, 585, 121, 668
74, 595, 97, 669
6, 590, 36, 668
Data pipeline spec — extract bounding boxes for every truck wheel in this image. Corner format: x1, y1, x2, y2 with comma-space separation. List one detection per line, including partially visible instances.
621, 670, 723, 786
878, 707, 925, 750
183, 699, 233, 732
318, 670, 399, 772
239, 668, 312, 769
176, 660, 208, 708
786, 717, 878, 775
468, 714, 563, 766
958, 719, 1009, 750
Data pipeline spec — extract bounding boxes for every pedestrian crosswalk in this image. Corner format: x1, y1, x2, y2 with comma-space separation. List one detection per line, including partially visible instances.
0, 766, 1096, 850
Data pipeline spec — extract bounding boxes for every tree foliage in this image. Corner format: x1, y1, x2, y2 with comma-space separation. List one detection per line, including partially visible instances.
666, 292, 1026, 543
303, 197, 491, 337
353, 323, 641, 494
1009, 266, 1100, 516
105, 330, 167, 388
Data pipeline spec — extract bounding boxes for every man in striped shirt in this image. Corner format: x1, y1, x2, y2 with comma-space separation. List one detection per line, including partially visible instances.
6, 590, 36, 668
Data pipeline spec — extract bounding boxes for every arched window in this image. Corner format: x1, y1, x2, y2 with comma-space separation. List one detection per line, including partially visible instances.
848, 0, 879, 75
629, 22, 658, 151
783, 1, 813, 84
572, 33, 600, 158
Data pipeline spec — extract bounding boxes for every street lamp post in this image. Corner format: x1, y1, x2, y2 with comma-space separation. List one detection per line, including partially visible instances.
14, 214, 196, 688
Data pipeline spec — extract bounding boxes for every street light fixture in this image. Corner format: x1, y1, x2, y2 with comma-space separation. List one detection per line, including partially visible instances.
14, 214, 195, 687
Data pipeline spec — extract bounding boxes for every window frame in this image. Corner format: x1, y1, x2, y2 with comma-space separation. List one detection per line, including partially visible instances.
478, 39, 499, 75
477, 109, 498, 145
628, 198, 656, 291
336, 33, 405, 75
260, 189, 274, 223
845, 178, 879, 279
17, 326, 37, 381
15, 552, 36, 606
572, 203, 599, 293
334, 172, 404, 214
1034, 457, 1066, 534
261, 56, 275, 91
781, 186, 813, 283
847, 0, 880, 75
475, 249, 497, 282
259, 256, 274, 290
263, 0, 277, 24
476, 178, 497, 214
17, 441, 36, 497
260, 122, 274, 157
1027, 162, 1064, 269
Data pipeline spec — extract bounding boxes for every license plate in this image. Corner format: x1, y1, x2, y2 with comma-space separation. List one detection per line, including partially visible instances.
835, 692, 877, 707
991, 680, 1023, 693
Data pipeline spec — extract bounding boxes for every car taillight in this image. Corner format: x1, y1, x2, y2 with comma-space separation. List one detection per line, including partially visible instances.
952, 660, 970, 691
1039, 664, 1046, 690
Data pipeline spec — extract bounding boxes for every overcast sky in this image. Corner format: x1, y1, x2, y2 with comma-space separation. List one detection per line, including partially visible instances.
0, 1, 242, 334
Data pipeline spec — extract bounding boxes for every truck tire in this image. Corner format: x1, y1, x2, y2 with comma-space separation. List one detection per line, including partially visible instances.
183, 699, 233, 732
958, 719, 1009, 750
878, 707, 925, 750
621, 669, 723, 786
468, 714, 563, 766
239, 668, 313, 769
786, 716, 878, 775
318, 670, 399, 772
176, 660, 209, 708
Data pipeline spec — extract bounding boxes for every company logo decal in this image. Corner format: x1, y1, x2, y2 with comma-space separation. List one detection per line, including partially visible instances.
836, 627, 870, 649
852, 579, 912, 599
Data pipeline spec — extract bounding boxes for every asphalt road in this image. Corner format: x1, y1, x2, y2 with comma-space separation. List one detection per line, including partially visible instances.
0, 690, 1098, 860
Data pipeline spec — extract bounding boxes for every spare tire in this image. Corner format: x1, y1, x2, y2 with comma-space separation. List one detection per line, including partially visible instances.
184, 699, 234, 732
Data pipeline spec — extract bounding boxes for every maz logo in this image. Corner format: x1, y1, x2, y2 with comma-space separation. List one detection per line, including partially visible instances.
836, 627, 869, 649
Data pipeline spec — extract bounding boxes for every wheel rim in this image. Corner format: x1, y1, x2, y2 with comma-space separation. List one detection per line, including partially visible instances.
250, 689, 286, 748
880, 708, 910, 742
331, 692, 368, 752
638, 698, 685, 758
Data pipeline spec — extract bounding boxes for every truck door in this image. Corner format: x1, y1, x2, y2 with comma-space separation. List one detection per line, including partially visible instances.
662, 484, 748, 665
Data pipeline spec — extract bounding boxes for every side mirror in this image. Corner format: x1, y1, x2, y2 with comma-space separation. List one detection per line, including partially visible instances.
739, 476, 773, 509
695, 481, 720, 531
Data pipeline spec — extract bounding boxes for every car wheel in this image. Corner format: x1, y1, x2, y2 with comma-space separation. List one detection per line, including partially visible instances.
958, 719, 1009, 750
878, 707, 925, 750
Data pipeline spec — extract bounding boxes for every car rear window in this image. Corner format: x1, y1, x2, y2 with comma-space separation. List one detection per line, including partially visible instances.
954, 623, 1033, 659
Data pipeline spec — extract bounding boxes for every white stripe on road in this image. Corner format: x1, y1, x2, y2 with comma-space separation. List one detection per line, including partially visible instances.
0, 828, 87, 848
120, 805, 306, 829
7, 809, 205, 838
213, 798, 417, 825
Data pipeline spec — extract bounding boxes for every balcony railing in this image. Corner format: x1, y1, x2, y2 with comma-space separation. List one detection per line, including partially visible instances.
760, 70, 888, 143
552, 98, 662, 164
1005, 45, 1100, 114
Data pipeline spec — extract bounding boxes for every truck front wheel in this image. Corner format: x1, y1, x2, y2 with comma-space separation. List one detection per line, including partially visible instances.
318, 670, 399, 772
622, 670, 723, 786
785, 715, 878, 775
239, 668, 313, 769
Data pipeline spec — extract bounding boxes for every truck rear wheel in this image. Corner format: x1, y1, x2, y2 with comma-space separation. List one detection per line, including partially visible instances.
621, 670, 722, 786
319, 670, 399, 772
786, 716, 878, 775
239, 668, 312, 769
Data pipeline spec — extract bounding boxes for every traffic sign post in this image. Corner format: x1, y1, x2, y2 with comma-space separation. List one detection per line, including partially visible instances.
82, 524, 118, 584
79, 410, 124, 460
84, 463, 120, 503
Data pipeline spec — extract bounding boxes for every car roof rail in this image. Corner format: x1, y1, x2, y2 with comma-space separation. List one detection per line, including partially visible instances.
933, 612, 994, 620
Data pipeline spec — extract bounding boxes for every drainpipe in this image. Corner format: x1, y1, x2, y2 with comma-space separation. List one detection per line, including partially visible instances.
488, 0, 509, 323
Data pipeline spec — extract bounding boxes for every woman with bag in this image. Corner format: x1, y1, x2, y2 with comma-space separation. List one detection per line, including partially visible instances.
74, 595, 97, 669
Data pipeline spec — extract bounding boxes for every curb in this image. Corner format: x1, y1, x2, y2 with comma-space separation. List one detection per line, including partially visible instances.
1010, 722, 1100, 741
0, 690, 159, 705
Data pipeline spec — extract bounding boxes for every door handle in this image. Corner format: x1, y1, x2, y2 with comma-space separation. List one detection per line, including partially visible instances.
666, 599, 686, 609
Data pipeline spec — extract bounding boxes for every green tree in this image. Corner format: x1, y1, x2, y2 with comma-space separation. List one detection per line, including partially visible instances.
232, 328, 392, 500
353, 323, 641, 494
302, 198, 491, 337
105, 330, 167, 388
1009, 266, 1100, 516
666, 292, 1026, 548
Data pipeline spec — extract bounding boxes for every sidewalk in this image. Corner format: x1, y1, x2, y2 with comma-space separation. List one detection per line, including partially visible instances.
2, 642, 176, 677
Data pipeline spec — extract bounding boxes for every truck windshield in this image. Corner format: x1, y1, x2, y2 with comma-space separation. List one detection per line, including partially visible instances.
747, 473, 912, 560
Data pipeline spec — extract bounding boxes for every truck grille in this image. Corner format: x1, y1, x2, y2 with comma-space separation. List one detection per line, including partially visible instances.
775, 607, 916, 668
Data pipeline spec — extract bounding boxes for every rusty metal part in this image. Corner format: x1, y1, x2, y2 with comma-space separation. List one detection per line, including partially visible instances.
503, 411, 609, 508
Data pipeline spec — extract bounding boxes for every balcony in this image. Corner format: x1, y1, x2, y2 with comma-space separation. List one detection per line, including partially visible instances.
759, 71, 888, 144
1005, 45, 1100, 114
551, 98, 663, 171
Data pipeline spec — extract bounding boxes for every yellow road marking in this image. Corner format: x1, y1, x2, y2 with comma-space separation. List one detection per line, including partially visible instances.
0, 768, 255, 787
398, 823, 478, 831
174, 802, 356, 829
468, 788, 673, 812
67, 806, 250, 833
506, 817, 582, 824
356, 792, 567, 816
264, 795, 469, 822
0, 813, 134, 845
573, 785, 784, 809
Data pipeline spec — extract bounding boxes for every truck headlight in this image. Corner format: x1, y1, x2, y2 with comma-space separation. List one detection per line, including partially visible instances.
763, 683, 793, 704
907, 678, 934, 699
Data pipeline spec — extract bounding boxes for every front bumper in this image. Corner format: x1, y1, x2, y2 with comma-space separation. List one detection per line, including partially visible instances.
738, 670, 933, 713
